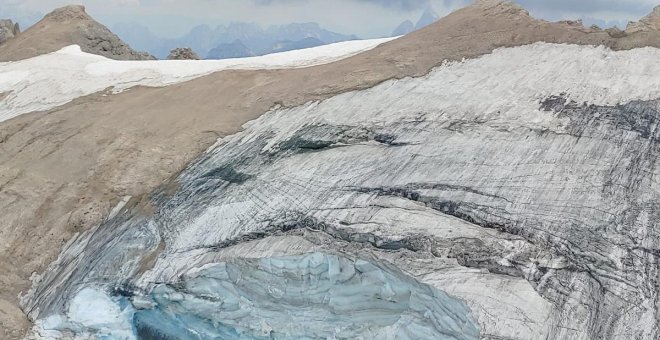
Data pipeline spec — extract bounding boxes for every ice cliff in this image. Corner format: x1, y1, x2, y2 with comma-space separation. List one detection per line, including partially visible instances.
23, 42, 660, 339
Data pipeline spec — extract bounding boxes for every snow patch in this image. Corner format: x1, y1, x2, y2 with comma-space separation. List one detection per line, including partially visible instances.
0, 37, 396, 123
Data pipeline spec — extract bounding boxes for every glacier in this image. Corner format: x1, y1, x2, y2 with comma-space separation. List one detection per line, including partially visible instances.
32, 253, 478, 339
22, 42, 660, 339
0, 37, 395, 124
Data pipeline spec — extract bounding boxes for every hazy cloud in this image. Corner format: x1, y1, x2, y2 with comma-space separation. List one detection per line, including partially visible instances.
252, 0, 441, 11
253, 0, 308, 5
355, 0, 430, 10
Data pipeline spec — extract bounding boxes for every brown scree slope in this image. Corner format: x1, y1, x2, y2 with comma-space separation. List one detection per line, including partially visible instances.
2, 0, 660, 338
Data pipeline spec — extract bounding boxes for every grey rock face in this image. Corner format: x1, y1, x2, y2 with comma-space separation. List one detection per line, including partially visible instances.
166, 47, 200, 60
39, 5, 156, 61
75, 20, 156, 60
22, 43, 660, 339
0, 19, 19, 45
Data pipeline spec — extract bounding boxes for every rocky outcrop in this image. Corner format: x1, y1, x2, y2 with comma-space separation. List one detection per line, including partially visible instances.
166, 47, 200, 60
0, 20, 19, 45
0, 5, 154, 62
627, 5, 660, 33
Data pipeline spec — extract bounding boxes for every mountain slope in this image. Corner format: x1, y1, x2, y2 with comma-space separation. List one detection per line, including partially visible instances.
0, 5, 152, 62
4, 0, 660, 338
627, 5, 660, 33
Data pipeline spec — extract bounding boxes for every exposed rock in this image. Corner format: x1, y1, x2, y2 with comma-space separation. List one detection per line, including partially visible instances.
0, 5, 155, 62
558, 19, 584, 27
0, 19, 19, 45
627, 5, 660, 33
44, 4, 89, 21
606, 26, 627, 38
166, 47, 200, 60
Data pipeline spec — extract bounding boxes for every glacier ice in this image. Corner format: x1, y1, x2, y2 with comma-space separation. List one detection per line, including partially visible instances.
33, 253, 479, 339
23, 43, 660, 339
33, 288, 136, 339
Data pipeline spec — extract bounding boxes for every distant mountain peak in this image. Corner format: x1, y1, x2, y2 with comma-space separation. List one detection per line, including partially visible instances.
392, 20, 414, 36
415, 6, 440, 30
206, 39, 255, 59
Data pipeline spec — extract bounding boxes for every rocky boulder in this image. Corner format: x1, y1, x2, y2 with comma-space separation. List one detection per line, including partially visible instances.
167, 47, 200, 60
0, 19, 19, 45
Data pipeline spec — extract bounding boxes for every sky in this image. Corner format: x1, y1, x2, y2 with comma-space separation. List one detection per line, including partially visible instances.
0, 0, 658, 38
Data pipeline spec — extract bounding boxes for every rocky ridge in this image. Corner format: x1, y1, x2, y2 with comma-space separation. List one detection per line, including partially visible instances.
627, 5, 660, 33
0, 5, 154, 62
